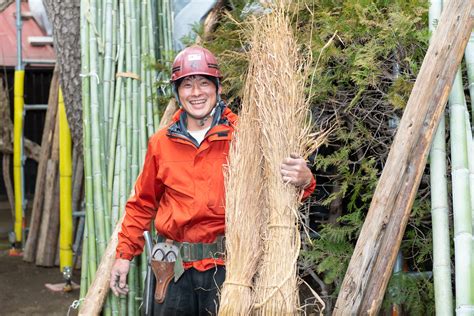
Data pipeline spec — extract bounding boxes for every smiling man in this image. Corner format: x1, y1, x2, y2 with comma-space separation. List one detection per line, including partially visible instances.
109, 45, 316, 315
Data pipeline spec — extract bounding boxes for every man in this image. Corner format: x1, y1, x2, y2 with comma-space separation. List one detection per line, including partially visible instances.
110, 45, 316, 315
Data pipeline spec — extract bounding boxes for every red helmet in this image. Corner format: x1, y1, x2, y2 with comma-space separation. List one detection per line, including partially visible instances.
170, 45, 222, 82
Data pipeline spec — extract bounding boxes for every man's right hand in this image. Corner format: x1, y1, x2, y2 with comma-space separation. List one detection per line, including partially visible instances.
110, 258, 131, 296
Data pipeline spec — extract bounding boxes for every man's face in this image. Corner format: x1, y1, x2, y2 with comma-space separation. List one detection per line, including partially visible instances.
177, 75, 220, 120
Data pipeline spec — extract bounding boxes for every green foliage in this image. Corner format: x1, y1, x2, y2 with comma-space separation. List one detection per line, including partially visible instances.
383, 273, 435, 315
205, 0, 436, 313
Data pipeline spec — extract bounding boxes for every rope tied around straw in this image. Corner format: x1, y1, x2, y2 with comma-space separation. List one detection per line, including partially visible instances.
223, 281, 253, 288
116, 72, 141, 80
253, 230, 301, 310
267, 224, 294, 229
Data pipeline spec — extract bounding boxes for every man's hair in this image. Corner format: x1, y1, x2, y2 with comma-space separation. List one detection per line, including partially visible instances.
175, 75, 219, 90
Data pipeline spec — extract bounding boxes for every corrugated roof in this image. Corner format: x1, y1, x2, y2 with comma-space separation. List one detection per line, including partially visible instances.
0, 0, 14, 12
0, 1, 55, 67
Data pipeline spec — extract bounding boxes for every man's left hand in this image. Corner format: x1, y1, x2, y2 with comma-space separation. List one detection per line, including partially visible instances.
281, 153, 313, 188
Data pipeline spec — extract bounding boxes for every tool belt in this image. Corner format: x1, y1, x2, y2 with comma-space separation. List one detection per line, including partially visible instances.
150, 236, 225, 303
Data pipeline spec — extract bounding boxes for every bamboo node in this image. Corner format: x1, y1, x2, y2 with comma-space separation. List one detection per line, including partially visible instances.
116, 72, 141, 81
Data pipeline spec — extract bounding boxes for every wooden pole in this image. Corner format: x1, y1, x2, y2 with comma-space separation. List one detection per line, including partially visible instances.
333, 0, 474, 315
78, 99, 176, 315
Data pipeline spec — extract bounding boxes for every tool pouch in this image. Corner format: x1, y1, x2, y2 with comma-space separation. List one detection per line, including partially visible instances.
150, 259, 174, 303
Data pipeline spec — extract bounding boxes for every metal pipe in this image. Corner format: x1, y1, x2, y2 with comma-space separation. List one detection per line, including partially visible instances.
16, 0, 22, 71
59, 88, 74, 275
24, 104, 48, 110
23, 59, 56, 65
13, 0, 25, 250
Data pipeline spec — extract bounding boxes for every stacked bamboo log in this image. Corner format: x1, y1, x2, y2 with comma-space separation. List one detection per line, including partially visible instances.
79, 1, 225, 313
80, 0, 171, 314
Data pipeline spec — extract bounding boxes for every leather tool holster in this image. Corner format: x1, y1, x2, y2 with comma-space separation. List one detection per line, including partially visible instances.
150, 259, 174, 303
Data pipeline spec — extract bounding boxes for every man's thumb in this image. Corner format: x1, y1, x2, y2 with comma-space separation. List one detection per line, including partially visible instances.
119, 272, 127, 288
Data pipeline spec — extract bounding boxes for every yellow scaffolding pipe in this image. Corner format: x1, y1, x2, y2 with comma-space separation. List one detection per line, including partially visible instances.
59, 88, 73, 273
13, 69, 25, 246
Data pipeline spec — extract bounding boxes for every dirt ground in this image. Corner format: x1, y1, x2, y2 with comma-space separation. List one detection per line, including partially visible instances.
0, 199, 80, 316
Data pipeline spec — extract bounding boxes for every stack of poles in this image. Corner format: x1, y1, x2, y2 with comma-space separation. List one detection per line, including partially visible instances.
429, 0, 474, 314
219, 1, 315, 314
80, 0, 172, 314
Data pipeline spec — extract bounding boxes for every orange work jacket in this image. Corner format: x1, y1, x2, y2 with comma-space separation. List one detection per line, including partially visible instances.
116, 107, 316, 271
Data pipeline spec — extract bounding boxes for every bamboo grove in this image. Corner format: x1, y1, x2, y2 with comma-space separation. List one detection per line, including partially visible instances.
80, 0, 172, 314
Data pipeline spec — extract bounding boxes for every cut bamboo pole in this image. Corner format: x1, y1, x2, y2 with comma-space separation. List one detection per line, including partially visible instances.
428, 0, 454, 314
80, 0, 98, 294
449, 70, 474, 313
88, 0, 107, 260
334, 0, 474, 314
465, 30, 474, 118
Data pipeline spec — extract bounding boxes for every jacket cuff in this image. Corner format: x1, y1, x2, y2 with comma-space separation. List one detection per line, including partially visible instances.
301, 175, 316, 200
116, 251, 134, 261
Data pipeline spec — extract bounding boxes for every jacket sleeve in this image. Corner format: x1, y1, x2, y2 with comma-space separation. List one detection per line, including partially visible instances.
301, 174, 316, 201
116, 139, 164, 260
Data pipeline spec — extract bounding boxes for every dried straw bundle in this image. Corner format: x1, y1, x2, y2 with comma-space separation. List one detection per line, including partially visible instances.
250, 3, 312, 315
218, 60, 264, 314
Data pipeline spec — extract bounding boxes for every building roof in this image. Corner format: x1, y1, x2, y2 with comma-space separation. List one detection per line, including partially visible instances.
0, 1, 55, 67
0, 0, 14, 12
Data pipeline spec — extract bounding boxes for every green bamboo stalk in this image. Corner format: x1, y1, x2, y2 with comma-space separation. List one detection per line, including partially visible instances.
120, 296, 127, 315
111, 143, 121, 227
128, 258, 138, 315
110, 293, 119, 316
140, 0, 149, 163
119, 86, 128, 214
449, 69, 474, 314
81, 0, 97, 280
102, 0, 114, 147
465, 31, 474, 119
146, 0, 159, 133
124, 0, 133, 191
107, 0, 126, 221
80, 225, 89, 299
88, 0, 107, 259
165, 0, 173, 58
103, 295, 112, 316
428, 1, 454, 314
108, 0, 118, 140
465, 111, 474, 305
130, 0, 140, 182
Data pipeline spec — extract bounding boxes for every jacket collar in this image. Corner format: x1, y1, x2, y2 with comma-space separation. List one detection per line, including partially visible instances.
167, 105, 237, 147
